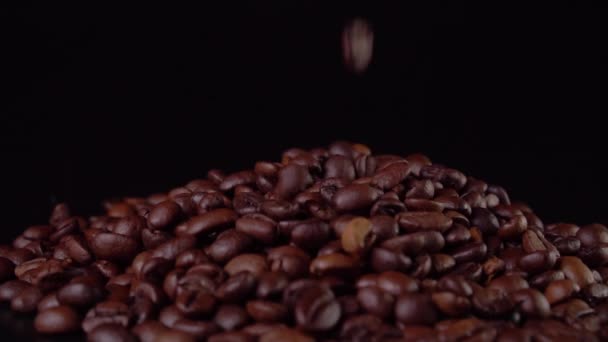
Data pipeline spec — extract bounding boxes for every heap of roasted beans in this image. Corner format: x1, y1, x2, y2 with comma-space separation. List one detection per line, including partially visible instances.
0, 141, 606, 342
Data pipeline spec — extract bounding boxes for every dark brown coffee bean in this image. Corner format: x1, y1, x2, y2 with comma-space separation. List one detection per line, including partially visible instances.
220, 171, 257, 192
195, 191, 232, 214
175, 250, 209, 269
376, 271, 418, 296
274, 164, 313, 200
332, 184, 383, 212
214, 304, 250, 331
38, 292, 60, 311
82, 301, 130, 333
154, 329, 196, 342
132, 321, 169, 342
451, 242, 488, 264
177, 208, 238, 237
256, 271, 289, 299
35, 305, 81, 334
498, 215, 528, 240
175, 290, 216, 317
88, 323, 136, 342
172, 319, 221, 340
317, 239, 344, 256
397, 211, 453, 233
310, 253, 358, 277
576, 224, 608, 248
159, 305, 185, 328
488, 274, 529, 293
472, 287, 514, 318
148, 200, 182, 230
510, 288, 550, 318
291, 219, 331, 250
553, 236, 581, 255
224, 254, 267, 277
432, 254, 456, 274
381, 231, 445, 255
259, 327, 313, 342
582, 283, 608, 305
209, 332, 255, 342
57, 279, 104, 308
11, 285, 42, 313
444, 225, 470, 248
471, 208, 499, 235
371, 161, 410, 190
395, 293, 437, 325
370, 196, 406, 216
235, 214, 277, 245
217, 271, 258, 303
529, 270, 565, 290
151, 236, 197, 261
294, 285, 341, 331
371, 247, 412, 273
357, 286, 394, 318
207, 230, 254, 264
141, 228, 172, 250
267, 245, 310, 279
246, 300, 288, 323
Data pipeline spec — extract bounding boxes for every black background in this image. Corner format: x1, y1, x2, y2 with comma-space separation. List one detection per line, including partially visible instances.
1, 1, 608, 339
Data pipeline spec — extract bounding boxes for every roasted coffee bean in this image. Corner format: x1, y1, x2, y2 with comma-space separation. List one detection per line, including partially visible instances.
88, 323, 136, 342
291, 219, 331, 250
357, 286, 394, 318
472, 287, 514, 318
310, 253, 358, 277
175, 290, 216, 317
376, 271, 418, 296
177, 208, 238, 237
38, 292, 60, 311
148, 201, 182, 230
371, 197, 406, 216
294, 284, 341, 331
341, 217, 376, 254
159, 305, 185, 328
256, 271, 289, 299
225, 254, 268, 277
545, 279, 580, 304
445, 224, 472, 246
267, 245, 310, 279
259, 328, 313, 342
11, 286, 43, 313
236, 214, 277, 244
82, 301, 130, 333
0, 257, 15, 282
57, 279, 104, 308
397, 211, 453, 233
510, 288, 550, 318
209, 332, 256, 342
451, 242, 488, 264
151, 236, 197, 261
217, 271, 258, 303
141, 228, 172, 250
560, 256, 595, 288
35, 305, 81, 334
488, 274, 529, 293
530, 270, 565, 289
207, 230, 254, 264
246, 300, 288, 323
214, 304, 250, 331
172, 319, 220, 340
395, 293, 438, 325
471, 208, 499, 235
371, 247, 412, 273
577, 224, 608, 248
332, 184, 383, 212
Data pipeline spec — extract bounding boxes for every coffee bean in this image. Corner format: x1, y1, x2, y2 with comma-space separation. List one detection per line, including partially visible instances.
395, 293, 438, 325
82, 301, 130, 333
224, 254, 268, 277
294, 285, 341, 331
256, 271, 289, 299
397, 211, 453, 233
88, 323, 136, 342
357, 286, 394, 318
246, 300, 288, 323
209, 332, 256, 342
159, 305, 185, 328
341, 217, 375, 254
0, 257, 15, 282
57, 279, 104, 308
488, 274, 529, 293
175, 290, 216, 317
132, 321, 169, 342
291, 219, 331, 250
177, 208, 238, 237
217, 271, 258, 303
154, 329, 196, 342
207, 230, 254, 264
214, 304, 250, 331
236, 214, 277, 245
332, 184, 383, 212
267, 245, 310, 279
560, 256, 595, 288
510, 288, 550, 318
259, 328, 314, 342
310, 253, 358, 277
148, 201, 182, 230
472, 287, 514, 318
11, 286, 43, 313
376, 271, 418, 296
545, 279, 580, 304
35, 305, 81, 334
370, 247, 412, 273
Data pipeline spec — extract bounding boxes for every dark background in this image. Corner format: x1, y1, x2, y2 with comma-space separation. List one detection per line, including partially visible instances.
1, 1, 608, 339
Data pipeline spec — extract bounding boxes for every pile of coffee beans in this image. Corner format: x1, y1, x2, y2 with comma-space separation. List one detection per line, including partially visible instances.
1, 141, 607, 341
